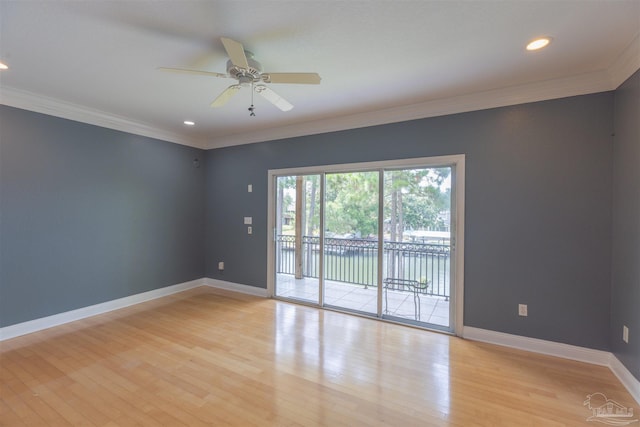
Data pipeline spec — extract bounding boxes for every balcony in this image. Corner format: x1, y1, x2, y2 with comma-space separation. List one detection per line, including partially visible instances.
275, 235, 451, 326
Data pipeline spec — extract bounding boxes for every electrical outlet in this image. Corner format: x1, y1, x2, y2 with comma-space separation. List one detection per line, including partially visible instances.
518, 304, 528, 316
623, 325, 629, 343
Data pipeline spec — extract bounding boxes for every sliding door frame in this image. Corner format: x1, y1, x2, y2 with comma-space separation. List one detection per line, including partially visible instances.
266, 155, 465, 335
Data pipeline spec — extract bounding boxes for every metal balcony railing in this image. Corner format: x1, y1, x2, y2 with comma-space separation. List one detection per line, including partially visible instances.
275, 235, 451, 299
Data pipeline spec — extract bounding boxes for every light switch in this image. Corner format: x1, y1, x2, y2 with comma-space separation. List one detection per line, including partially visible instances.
248, 184, 253, 193
244, 217, 252, 225
247, 226, 252, 235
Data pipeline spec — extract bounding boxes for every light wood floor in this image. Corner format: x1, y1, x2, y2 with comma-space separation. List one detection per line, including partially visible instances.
1, 287, 636, 426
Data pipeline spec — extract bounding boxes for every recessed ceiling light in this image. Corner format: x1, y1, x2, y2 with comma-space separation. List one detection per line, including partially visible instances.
183, 120, 195, 126
0, 62, 8, 70
526, 37, 551, 51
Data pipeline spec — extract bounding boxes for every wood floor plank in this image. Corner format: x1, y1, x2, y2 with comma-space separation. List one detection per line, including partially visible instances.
1, 286, 637, 426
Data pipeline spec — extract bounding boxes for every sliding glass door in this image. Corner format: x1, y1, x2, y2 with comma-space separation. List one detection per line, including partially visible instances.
269, 157, 462, 333
274, 175, 321, 303
382, 167, 452, 328
323, 171, 379, 314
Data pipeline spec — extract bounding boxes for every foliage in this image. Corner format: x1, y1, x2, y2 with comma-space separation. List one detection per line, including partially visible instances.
277, 167, 451, 238
325, 172, 379, 236
387, 168, 451, 234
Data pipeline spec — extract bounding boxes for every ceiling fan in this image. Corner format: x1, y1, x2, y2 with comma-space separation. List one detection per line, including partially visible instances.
159, 37, 321, 114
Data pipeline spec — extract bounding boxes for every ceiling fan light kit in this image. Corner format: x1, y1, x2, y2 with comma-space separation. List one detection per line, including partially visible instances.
160, 37, 320, 114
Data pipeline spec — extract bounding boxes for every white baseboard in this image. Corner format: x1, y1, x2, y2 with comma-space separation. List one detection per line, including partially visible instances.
0, 278, 205, 341
463, 326, 640, 405
609, 353, 640, 405
462, 326, 612, 365
204, 278, 269, 297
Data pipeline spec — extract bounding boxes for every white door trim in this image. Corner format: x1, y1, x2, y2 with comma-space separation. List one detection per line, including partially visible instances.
267, 154, 466, 336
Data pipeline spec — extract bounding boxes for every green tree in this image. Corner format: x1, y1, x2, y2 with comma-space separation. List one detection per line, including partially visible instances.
384, 167, 450, 238
325, 172, 379, 236
279, 167, 450, 240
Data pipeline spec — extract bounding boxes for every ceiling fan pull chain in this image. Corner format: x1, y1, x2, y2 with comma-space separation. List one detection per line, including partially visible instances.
249, 82, 256, 116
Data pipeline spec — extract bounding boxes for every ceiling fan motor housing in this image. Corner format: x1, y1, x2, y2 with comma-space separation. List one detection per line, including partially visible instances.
226, 51, 263, 84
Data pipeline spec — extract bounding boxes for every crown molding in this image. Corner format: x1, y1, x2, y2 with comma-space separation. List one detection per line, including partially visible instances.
207, 69, 615, 149
608, 33, 640, 89
0, 87, 208, 149
2, 59, 629, 152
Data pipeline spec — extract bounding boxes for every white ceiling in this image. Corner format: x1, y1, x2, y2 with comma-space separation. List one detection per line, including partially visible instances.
1, 1, 639, 149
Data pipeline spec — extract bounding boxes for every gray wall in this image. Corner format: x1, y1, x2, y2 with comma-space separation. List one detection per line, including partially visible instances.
205, 92, 614, 351
611, 69, 640, 380
0, 106, 205, 327
0, 90, 623, 358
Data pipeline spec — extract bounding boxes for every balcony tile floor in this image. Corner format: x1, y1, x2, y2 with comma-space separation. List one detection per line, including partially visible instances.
275, 274, 450, 327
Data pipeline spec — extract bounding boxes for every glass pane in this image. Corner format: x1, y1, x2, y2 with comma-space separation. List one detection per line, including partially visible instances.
275, 175, 321, 303
382, 167, 452, 327
323, 171, 379, 314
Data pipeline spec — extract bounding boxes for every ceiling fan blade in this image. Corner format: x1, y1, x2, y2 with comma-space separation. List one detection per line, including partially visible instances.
211, 84, 242, 108
221, 37, 249, 69
262, 73, 321, 84
157, 67, 229, 79
254, 84, 293, 111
